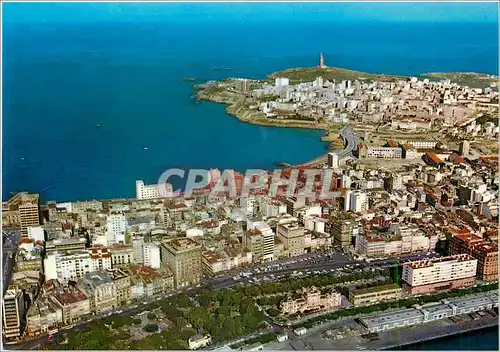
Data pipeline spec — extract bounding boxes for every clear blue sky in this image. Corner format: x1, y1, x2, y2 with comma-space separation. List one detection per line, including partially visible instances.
2, 2, 499, 24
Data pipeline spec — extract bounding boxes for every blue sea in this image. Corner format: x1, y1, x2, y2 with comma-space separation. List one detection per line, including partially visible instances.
2, 3, 499, 205
395, 326, 499, 351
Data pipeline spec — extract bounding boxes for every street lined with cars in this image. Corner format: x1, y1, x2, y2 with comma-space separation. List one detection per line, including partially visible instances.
8, 250, 440, 350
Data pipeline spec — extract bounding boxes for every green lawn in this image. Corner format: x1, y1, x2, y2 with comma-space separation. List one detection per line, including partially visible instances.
268, 67, 405, 84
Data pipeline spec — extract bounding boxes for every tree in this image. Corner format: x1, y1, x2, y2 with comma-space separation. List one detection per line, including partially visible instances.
143, 324, 159, 333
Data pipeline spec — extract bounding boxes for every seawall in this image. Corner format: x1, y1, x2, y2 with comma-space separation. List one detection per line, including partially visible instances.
381, 318, 498, 350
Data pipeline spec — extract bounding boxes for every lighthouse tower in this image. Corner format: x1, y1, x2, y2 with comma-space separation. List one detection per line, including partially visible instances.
319, 52, 327, 69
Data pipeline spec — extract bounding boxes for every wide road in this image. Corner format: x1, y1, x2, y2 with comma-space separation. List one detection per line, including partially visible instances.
335, 125, 358, 160
336, 125, 357, 159
7, 251, 439, 350
2, 230, 20, 296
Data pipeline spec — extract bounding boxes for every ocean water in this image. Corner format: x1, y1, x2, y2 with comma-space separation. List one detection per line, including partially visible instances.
2, 7, 499, 204
395, 326, 499, 351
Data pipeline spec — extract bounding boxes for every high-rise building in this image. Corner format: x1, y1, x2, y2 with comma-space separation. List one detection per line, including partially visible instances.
402, 254, 477, 295
2, 286, 26, 340
285, 197, 305, 217
329, 217, 355, 248
132, 236, 145, 265
349, 191, 368, 212
244, 220, 275, 262
276, 223, 305, 258
387, 175, 404, 193
459, 140, 470, 157
327, 153, 339, 168
314, 76, 324, 88
241, 196, 257, 219
7, 193, 40, 236
275, 77, 290, 88
27, 226, 45, 243
343, 190, 351, 212
143, 243, 161, 269
160, 238, 202, 289
234, 78, 249, 91
136, 180, 173, 199
89, 246, 113, 272
106, 213, 127, 246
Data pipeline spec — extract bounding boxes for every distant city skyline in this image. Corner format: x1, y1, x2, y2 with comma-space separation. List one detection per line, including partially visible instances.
3, 2, 499, 24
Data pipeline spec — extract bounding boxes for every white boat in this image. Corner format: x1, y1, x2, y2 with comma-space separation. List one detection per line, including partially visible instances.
143, 147, 149, 150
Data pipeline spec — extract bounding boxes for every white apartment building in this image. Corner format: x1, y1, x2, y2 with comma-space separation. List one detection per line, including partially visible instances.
349, 191, 368, 212
241, 196, 257, 218
407, 140, 437, 149
343, 190, 351, 212
355, 235, 410, 257
136, 180, 170, 200
27, 226, 45, 243
246, 220, 275, 262
402, 254, 477, 294
89, 247, 113, 272
259, 197, 287, 218
275, 77, 290, 88
186, 228, 204, 237
328, 153, 339, 168
388, 175, 404, 192
202, 250, 253, 275
356, 225, 438, 258
367, 147, 403, 159
303, 216, 326, 233
143, 243, 161, 269
106, 213, 127, 246
44, 250, 93, 283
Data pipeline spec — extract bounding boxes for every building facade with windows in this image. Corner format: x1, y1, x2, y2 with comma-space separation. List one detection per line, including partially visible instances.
402, 254, 477, 295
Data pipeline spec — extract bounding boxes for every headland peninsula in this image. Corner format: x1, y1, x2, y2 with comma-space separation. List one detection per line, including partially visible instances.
195, 62, 499, 167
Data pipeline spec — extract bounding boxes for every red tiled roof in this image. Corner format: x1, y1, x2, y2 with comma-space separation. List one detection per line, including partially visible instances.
425, 152, 444, 164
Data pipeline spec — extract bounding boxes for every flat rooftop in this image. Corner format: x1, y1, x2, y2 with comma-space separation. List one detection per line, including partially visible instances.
360, 308, 424, 328
82, 271, 114, 287
405, 254, 476, 270
421, 303, 453, 315
165, 237, 201, 251
53, 287, 88, 305
448, 293, 498, 310
202, 250, 223, 263
46, 237, 87, 246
